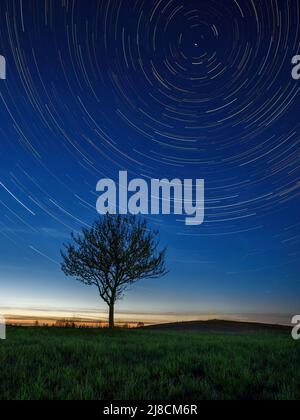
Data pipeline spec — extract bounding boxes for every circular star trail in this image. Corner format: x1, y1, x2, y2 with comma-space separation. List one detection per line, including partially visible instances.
0, 0, 299, 269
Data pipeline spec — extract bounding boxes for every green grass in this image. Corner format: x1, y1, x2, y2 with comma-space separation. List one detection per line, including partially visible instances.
0, 327, 299, 400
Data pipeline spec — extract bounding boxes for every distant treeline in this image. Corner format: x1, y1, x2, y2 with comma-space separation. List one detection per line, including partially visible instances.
6, 319, 145, 329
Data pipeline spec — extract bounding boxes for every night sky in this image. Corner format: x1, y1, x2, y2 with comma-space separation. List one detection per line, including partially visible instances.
0, 0, 299, 324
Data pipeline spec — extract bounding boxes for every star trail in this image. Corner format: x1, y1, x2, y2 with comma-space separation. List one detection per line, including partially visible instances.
0, 0, 299, 323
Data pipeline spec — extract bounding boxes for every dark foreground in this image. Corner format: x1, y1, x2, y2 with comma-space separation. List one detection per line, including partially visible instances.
0, 324, 299, 400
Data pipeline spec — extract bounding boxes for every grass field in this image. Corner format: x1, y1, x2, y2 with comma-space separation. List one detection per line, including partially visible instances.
0, 325, 299, 400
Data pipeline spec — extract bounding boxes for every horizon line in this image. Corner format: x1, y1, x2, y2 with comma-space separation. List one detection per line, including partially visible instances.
0, 306, 295, 327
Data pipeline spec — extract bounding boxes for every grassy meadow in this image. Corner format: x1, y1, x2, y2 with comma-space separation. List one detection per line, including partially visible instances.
0, 326, 299, 400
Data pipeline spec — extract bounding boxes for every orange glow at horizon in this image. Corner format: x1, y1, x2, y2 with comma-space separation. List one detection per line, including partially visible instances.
0, 305, 292, 327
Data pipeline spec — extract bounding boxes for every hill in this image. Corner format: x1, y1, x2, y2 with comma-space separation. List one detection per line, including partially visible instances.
145, 319, 290, 334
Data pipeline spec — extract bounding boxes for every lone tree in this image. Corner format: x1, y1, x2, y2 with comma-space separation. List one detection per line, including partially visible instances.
61, 214, 167, 328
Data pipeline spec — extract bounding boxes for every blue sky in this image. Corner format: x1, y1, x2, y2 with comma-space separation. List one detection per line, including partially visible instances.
0, 0, 299, 323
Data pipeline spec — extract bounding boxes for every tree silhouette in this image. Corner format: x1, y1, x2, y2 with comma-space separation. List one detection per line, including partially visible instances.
61, 214, 168, 328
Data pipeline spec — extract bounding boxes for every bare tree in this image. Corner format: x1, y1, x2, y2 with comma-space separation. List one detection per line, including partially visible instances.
61, 214, 168, 328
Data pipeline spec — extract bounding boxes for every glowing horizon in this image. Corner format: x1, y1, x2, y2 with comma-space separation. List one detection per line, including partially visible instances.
0, 303, 294, 327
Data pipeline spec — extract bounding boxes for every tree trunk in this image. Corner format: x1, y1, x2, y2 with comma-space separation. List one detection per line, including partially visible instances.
109, 302, 115, 329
